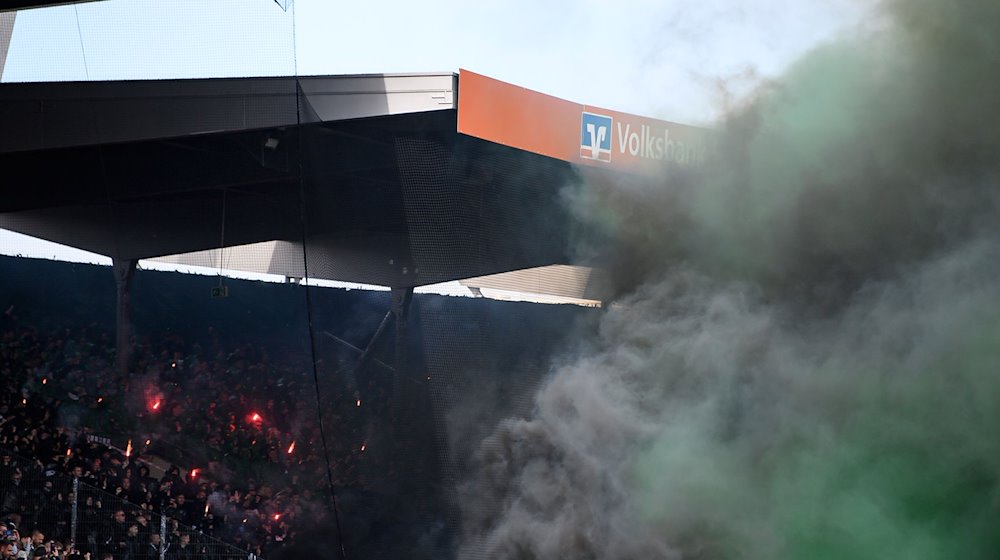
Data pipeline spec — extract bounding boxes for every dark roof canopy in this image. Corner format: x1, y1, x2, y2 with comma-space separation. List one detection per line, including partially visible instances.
0, 73, 581, 288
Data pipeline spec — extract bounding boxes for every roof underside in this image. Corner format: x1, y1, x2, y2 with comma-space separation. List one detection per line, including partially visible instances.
0, 74, 588, 290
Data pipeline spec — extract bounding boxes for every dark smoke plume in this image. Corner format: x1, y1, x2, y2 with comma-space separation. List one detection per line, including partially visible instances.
460, 0, 1000, 558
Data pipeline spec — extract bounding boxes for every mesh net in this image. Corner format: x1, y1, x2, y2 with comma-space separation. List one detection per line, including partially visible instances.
0, 3, 593, 559
0, 449, 255, 560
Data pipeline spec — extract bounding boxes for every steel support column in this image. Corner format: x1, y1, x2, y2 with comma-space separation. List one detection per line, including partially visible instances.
391, 287, 413, 374
113, 258, 136, 377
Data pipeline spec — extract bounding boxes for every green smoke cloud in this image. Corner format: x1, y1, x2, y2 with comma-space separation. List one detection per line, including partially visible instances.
461, 0, 1000, 558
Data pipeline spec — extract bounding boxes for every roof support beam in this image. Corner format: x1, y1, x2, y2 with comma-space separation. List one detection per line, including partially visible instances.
1, 1, 101, 12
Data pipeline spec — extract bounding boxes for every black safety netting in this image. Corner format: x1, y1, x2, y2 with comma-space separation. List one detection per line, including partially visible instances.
10, 2, 1000, 560
0, 3, 596, 559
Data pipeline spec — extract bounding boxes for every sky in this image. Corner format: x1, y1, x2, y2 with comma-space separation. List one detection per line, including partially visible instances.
2, 0, 870, 122
0, 0, 870, 286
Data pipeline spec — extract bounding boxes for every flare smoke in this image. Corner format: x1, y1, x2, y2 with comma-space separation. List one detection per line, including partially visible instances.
461, 0, 1000, 558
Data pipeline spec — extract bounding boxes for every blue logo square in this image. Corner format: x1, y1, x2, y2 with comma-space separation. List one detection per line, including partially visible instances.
580, 112, 613, 162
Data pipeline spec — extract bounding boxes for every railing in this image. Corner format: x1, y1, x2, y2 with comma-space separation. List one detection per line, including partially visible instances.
0, 455, 260, 560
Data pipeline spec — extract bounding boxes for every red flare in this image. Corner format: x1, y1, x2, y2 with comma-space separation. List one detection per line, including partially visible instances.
250, 412, 262, 423
286, 441, 295, 454
356, 399, 361, 407
66, 448, 72, 457
145, 439, 151, 446
97, 397, 103, 403
42, 378, 47, 385
272, 514, 281, 521
190, 468, 199, 479
360, 443, 366, 452
125, 440, 133, 458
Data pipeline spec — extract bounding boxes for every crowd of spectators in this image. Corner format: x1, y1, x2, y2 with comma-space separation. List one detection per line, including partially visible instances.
0, 311, 396, 559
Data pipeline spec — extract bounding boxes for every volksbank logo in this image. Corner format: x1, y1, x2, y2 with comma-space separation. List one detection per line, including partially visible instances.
580, 112, 613, 162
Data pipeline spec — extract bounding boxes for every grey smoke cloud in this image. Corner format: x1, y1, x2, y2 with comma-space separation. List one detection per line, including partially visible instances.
460, 0, 1000, 558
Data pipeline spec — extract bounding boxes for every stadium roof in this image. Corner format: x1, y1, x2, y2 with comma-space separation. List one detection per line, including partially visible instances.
0, 69, 707, 299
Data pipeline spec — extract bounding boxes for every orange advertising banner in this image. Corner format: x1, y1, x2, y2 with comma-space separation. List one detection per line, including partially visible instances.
457, 69, 709, 175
